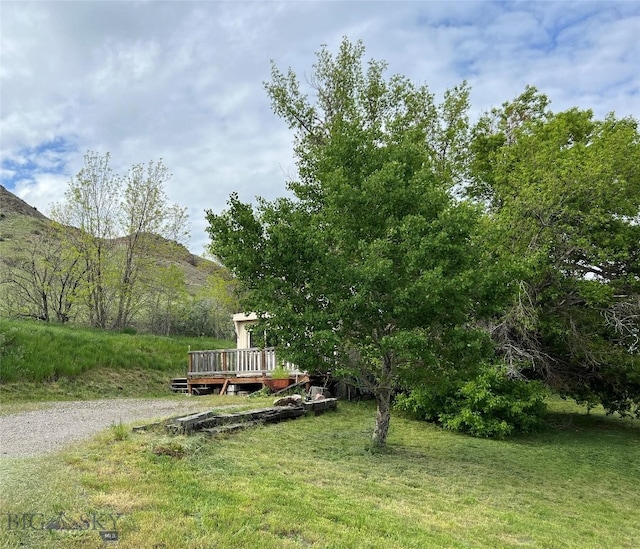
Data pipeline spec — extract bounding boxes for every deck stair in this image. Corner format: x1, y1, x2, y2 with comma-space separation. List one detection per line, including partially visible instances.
169, 377, 188, 393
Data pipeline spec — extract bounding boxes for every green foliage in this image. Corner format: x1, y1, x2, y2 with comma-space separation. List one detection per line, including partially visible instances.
207, 39, 500, 445
48, 151, 191, 330
468, 88, 640, 417
270, 365, 290, 379
247, 386, 272, 398
144, 267, 237, 338
0, 221, 83, 323
109, 420, 131, 441
0, 327, 25, 366
395, 364, 549, 438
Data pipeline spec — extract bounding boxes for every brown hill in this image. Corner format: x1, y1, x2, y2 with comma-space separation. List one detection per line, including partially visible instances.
0, 186, 50, 255
0, 184, 223, 294
0, 184, 49, 220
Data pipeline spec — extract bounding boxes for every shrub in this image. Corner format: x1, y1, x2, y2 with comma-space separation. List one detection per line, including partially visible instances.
395, 364, 548, 438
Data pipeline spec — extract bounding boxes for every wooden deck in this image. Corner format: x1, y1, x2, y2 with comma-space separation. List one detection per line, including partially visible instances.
187, 347, 308, 395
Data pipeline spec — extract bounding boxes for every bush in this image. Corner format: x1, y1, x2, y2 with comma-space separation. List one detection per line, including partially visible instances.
395, 364, 548, 438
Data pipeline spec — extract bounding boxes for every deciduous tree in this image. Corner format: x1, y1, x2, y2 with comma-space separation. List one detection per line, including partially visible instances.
1, 221, 85, 323
50, 151, 119, 328
51, 151, 190, 330
469, 88, 640, 416
114, 160, 189, 329
207, 39, 494, 445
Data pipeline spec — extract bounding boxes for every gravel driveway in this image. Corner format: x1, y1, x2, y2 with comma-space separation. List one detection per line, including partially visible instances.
0, 398, 220, 458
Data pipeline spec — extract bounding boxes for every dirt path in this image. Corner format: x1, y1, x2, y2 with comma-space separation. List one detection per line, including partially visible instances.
0, 398, 221, 458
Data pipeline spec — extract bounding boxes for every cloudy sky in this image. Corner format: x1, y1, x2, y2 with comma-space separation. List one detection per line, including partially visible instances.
1, 1, 638, 254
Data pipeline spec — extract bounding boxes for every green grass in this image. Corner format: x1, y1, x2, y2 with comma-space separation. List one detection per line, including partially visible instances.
1, 318, 639, 547
0, 211, 47, 255
1, 397, 638, 548
0, 366, 187, 403
0, 318, 232, 401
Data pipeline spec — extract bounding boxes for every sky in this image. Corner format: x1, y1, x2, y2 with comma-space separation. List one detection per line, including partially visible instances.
1, 1, 639, 255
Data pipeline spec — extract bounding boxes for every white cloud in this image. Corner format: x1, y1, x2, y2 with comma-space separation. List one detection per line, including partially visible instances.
13, 172, 69, 213
1, 0, 638, 254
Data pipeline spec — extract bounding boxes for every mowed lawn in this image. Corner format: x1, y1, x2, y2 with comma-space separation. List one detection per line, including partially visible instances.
1, 398, 639, 548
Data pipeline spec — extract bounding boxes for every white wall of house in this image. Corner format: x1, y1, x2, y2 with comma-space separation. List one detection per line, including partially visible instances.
232, 312, 258, 349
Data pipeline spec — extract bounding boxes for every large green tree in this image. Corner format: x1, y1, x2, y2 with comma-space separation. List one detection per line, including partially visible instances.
207, 39, 496, 445
469, 88, 640, 416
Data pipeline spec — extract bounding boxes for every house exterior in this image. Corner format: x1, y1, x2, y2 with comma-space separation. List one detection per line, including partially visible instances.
232, 312, 258, 349
186, 313, 306, 395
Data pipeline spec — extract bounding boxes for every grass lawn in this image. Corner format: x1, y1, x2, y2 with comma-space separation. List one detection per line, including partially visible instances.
1, 397, 639, 548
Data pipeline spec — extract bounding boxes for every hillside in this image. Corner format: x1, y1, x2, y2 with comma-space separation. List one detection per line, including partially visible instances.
0, 184, 49, 220
0, 184, 223, 293
0, 185, 51, 267
0, 317, 232, 397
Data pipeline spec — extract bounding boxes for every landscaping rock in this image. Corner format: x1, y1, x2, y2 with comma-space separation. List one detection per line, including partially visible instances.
274, 394, 303, 407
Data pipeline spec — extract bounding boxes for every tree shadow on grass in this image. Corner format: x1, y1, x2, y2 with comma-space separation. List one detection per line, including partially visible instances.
505, 409, 640, 454
544, 410, 639, 433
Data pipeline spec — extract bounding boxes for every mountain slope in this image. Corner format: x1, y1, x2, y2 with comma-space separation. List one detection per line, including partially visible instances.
0, 184, 49, 220
0, 184, 223, 295
0, 185, 51, 262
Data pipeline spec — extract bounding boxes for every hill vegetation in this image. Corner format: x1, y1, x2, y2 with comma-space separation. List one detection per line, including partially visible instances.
0, 179, 238, 338
0, 317, 232, 401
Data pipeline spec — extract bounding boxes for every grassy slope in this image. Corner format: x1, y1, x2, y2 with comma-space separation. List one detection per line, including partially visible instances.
0, 318, 232, 401
0, 398, 638, 548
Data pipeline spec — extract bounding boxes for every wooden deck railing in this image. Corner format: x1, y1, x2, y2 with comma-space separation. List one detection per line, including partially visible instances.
188, 348, 300, 377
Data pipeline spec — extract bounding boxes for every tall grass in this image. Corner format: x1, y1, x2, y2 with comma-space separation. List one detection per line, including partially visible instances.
0, 318, 231, 385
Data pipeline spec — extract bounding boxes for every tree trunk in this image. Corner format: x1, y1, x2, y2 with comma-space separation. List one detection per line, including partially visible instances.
40, 290, 50, 322
372, 387, 392, 446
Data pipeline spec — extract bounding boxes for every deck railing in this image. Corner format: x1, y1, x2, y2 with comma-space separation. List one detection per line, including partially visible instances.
188, 348, 300, 377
